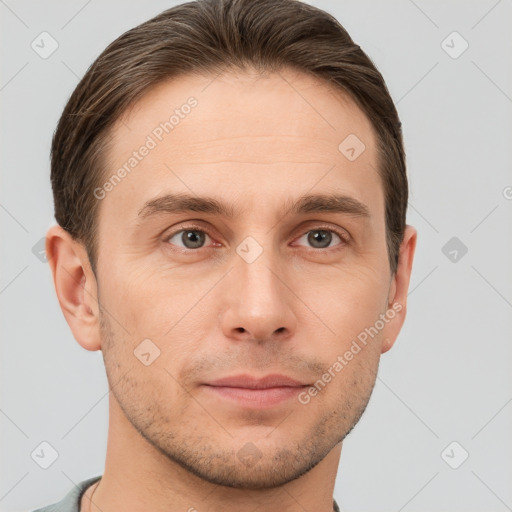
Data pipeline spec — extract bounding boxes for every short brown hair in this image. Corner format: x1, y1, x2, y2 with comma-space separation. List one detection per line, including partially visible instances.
51, 0, 407, 276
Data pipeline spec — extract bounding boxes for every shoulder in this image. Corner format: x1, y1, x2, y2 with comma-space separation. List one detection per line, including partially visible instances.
30, 475, 102, 512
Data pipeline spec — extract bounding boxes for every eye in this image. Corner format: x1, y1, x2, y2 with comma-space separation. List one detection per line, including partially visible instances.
163, 224, 349, 253
165, 227, 213, 250
294, 228, 348, 250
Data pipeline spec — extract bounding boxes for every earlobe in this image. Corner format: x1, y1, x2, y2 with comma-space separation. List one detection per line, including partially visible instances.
381, 225, 417, 354
45, 225, 101, 351
381, 337, 393, 353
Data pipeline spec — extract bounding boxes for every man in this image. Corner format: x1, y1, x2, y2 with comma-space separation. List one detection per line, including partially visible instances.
37, 0, 416, 510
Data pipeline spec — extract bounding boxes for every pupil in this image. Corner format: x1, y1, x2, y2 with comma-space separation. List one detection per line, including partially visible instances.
309, 230, 331, 248
183, 230, 204, 248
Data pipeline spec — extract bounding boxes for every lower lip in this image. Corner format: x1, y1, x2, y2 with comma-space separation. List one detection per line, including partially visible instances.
203, 385, 307, 408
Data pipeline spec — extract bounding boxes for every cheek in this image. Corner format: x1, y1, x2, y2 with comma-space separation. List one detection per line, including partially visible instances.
306, 268, 389, 334
99, 261, 185, 337
101, 308, 190, 410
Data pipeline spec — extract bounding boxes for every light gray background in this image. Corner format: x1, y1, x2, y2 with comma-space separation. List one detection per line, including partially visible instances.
1, 1, 511, 511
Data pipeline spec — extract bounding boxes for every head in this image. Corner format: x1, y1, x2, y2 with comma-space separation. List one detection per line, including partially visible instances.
47, 0, 416, 490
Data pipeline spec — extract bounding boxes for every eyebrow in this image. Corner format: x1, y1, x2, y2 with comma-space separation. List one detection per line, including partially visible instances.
137, 192, 370, 221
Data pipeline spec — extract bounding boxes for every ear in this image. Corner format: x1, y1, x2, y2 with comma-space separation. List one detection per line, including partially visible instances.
381, 225, 417, 354
45, 225, 101, 351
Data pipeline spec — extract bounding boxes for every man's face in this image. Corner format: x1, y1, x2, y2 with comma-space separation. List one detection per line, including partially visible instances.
94, 67, 399, 488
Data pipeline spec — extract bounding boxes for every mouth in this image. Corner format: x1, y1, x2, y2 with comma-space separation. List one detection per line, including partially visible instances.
202, 374, 310, 408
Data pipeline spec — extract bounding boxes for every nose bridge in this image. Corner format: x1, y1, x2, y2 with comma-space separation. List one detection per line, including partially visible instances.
222, 230, 296, 341
234, 232, 283, 302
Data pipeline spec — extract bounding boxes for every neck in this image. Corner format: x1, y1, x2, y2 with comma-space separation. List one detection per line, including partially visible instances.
91, 397, 342, 512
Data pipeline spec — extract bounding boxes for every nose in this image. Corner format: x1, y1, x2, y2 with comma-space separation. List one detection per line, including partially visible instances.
220, 243, 297, 344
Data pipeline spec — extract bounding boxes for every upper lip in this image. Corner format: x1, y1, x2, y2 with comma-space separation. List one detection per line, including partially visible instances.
205, 374, 307, 389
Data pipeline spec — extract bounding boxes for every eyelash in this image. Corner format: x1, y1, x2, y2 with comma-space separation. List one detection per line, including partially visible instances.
164, 223, 350, 252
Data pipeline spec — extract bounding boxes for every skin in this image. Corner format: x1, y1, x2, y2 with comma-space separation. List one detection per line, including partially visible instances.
46, 67, 416, 512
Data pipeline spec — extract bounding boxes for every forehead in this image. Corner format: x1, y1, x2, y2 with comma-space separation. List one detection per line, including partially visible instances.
100, 67, 382, 223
